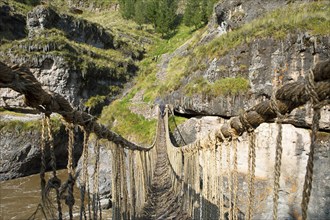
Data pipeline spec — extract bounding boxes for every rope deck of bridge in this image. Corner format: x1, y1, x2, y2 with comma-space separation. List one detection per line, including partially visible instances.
138, 115, 191, 220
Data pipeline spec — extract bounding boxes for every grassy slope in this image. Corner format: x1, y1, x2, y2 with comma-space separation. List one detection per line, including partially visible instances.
0, 108, 62, 133
0, 1, 33, 16
99, 25, 195, 144
100, 1, 329, 144
1, 1, 328, 144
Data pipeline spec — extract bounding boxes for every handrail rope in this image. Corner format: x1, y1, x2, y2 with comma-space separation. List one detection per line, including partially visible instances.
46, 116, 63, 220
301, 70, 322, 220
1, 60, 329, 153
79, 127, 89, 220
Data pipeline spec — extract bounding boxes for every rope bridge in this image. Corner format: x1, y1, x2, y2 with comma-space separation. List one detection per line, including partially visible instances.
0, 59, 329, 219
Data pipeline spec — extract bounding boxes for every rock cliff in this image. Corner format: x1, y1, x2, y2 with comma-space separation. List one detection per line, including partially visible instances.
0, 3, 140, 180
0, 5, 140, 114
0, 114, 83, 180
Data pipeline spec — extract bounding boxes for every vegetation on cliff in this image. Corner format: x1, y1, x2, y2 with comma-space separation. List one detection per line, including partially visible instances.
101, 1, 329, 143
1, 0, 329, 144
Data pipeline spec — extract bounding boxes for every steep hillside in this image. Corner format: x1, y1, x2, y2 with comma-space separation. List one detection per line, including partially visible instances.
0, 0, 153, 114
0, 0, 156, 179
101, 0, 330, 144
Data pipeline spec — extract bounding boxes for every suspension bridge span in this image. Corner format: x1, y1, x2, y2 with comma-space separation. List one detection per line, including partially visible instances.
0, 60, 329, 219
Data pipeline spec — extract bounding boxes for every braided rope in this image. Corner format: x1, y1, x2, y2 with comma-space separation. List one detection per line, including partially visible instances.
40, 115, 47, 203
247, 131, 256, 220
272, 122, 283, 220
110, 147, 117, 220
232, 136, 239, 220
87, 166, 92, 220
93, 140, 101, 219
80, 128, 89, 220
301, 70, 321, 220
46, 116, 63, 220
2, 60, 329, 152
270, 88, 285, 220
226, 138, 232, 220
217, 138, 224, 220
270, 88, 283, 220
65, 123, 75, 220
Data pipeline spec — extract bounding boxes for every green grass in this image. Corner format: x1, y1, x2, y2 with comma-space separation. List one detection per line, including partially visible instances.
198, 2, 330, 59
149, 25, 196, 57
0, 0, 33, 16
0, 113, 62, 133
132, 25, 200, 102
184, 76, 250, 97
0, 29, 131, 77
168, 115, 188, 134
0, 120, 40, 132
77, 9, 156, 58
99, 96, 157, 144
50, 0, 118, 12
97, 24, 199, 141
84, 95, 106, 108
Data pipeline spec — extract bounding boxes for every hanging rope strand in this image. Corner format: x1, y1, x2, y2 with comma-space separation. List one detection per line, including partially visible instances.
301, 70, 322, 220
93, 140, 101, 220
272, 122, 283, 220
65, 123, 75, 220
217, 137, 224, 220
96, 141, 102, 220
232, 136, 239, 220
80, 128, 90, 220
247, 131, 256, 220
226, 138, 232, 220
40, 115, 47, 204
46, 116, 63, 220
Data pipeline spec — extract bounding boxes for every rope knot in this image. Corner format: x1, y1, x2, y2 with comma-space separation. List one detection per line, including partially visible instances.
65, 195, 75, 207
48, 176, 62, 189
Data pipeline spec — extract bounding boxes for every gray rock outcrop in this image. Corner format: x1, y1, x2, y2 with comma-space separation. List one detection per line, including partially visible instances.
0, 115, 83, 181
75, 141, 112, 210
27, 5, 114, 49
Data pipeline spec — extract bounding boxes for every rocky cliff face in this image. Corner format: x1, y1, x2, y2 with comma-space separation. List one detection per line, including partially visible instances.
27, 6, 115, 49
75, 141, 113, 210
156, 0, 330, 131
166, 34, 330, 129
0, 5, 138, 111
0, 114, 83, 181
